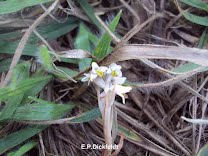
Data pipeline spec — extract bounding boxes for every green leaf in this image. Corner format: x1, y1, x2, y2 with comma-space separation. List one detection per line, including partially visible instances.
182, 11, 208, 26
75, 24, 92, 71
0, 95, 24, 121
0, 125, 46, 155
77, 0, 102, 29
180, 0, 208, 11
0, 62, 31, 120
0, 98, 74, 155
21, 77, 52, 104
197, 143, 208, 156
0, 20, 78, 57
10, 61, 31, 85
56, 67, 78, 78
118, 126, 140, 142
8, 141, 37, 156
0, 76, 52, 101
93, 11, 122, 59
0, 58, 21, 72
198, 27, 208, 48
0, 41, 38, 57
29, 19, 78, 44
0, 19, 77, 42
38, 45, 53, 71
70, 108, 101, 123
0, 0, 54, 15
11, 101, 74, 121
171, 62, 202, 73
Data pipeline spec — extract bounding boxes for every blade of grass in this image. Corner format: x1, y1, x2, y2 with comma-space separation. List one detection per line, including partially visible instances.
0, 125, 46, 155
7, 141, 37, 156
70, 108, 101, 123
0, 0, 54, 15
183, 11, 208, 26
75, 23, 92, 71
38, 45, 54, 71
0, 76, 52, 101
93, 11, 122, 59
0, 62, 31, 120
77, 0, 102, 29
0, 97, 74, 154
180, 0, 208, 11
0, 58, 22, 72
10, 102, 74, 121
197, 143, 208, 156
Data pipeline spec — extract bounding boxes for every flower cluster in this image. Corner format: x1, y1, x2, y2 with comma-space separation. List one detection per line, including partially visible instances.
81, 62, 132, 104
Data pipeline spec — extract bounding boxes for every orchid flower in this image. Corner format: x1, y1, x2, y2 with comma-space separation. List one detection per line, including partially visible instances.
107, 63, 122, 77
81, 72, 97, 84
81, 62, 132, 156
91, 62, 108, 78
114, 85, 132, 104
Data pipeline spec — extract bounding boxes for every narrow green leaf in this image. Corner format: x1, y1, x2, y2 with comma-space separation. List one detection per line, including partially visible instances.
0, 76, 52, 101
198, 28, 208, 48
0, 125, 46, 155
0, 58, 21, 72
77, 0, 102, 29
0, 20, 78, 57
29, 20, 78, 44
38, 45, 53, 71
118, 126, 140, 142
56, 67, 78, 78
21, 76, 52, 104
0, 41, 38, 57
0, 19, 77, 42
8, 141, 37, 156
171, 63, 201, 73
0, 98, 73, 155
10, 61, 31, 85
93, 11, 122, 59
0, 0, 54, 15
11, 102, 74, 121
75, 24, 92, 71
183, 11, 208, 26
70, 108, 101, 123
0, 62, 31, 120
0, 95, 24, 121
180, 0, 208, 11
197, 143, 208, 156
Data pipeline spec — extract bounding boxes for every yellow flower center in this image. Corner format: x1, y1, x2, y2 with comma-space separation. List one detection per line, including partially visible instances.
96, 70, 104, 77
111, 70, 117, 77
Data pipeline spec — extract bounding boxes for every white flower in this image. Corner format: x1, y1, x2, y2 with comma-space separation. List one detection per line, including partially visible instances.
114, 85, 132, 104
81, 72, 97, 84
91, 62, 108, 78
81, 73, 90, 83
112, 77, 126, 85
107, 63, 122, 77
93, 77, 106, 89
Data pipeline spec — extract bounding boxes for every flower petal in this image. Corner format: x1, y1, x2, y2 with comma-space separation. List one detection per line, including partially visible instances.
94, 78, 106, 89
92, 62, 99, 69
113, 77, 126, 85
116, 92, 126, 104
100, 66, 108, 72
115, 85, 132, 94
90, 73, 97, 81
114, 85, 132, 104
81, 76, 89, 82
81, 73, 90, 82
